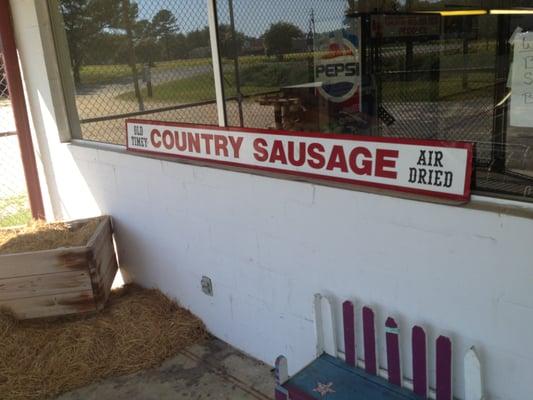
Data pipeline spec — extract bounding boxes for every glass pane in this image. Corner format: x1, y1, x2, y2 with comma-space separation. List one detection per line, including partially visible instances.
56, 0, 218, 144
217, 0, 533, 201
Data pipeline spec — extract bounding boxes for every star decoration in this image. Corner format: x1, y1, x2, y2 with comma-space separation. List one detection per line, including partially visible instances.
313, 381, 335, 396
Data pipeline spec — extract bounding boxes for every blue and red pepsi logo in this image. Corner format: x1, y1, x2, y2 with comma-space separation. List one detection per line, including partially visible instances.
315, 36, 360, 104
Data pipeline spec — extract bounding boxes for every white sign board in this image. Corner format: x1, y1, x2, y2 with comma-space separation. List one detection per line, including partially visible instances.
126, 120, 473, 202
511, 31, 533, 127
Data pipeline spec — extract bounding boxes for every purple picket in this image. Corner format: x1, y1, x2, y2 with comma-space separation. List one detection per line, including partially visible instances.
385, 317, 401, 386
362, 306, 377, 375
343, 300, 356, 367
275, 388, 288, 400
411, 325, 428, 398
436, 336, 452, 400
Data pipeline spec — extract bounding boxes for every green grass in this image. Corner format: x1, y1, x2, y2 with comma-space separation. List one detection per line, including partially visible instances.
79, 58, 214, 85
117, 68, 281, 103
78, 52, 314, 86
0, 194, 31, 228
118, 67, 494, 104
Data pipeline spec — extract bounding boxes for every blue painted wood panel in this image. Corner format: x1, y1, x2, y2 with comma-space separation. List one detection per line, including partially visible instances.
284, 354, 423, 400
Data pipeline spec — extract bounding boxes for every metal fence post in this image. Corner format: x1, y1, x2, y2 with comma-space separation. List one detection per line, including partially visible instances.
207, 0, 227, 127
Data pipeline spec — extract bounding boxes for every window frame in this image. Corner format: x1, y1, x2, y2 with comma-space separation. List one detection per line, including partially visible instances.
47, 0, 533, 204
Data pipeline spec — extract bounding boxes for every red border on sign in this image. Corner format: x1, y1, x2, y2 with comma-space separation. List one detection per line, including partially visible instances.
125, 119, 474, 203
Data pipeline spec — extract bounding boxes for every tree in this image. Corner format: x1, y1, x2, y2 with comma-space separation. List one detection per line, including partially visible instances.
151, 9, 179, 60
263, 22, 304, 60
85, 32, 128, 65
59, 0, 136, 86
131, 19, 160, 66
186, 27, 211, 51
218, 24, 246, 59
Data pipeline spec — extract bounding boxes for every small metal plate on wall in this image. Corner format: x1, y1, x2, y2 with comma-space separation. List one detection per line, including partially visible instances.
201, 276, 213, 296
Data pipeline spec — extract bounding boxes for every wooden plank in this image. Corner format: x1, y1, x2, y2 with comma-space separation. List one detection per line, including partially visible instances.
99, 247, 118, 304
464, 347, 483, 400
274, 356, 288, 400
91, 235, 114, 284
275, 355, 289, 384
362, 306, 377, 375
412, 325, 428, 397
0, 270, 92, 301
436, 336, 453, 400
87, 219, 117, 308
65, 216, 105, 231
343, 300, 356, 367
314, 294, 337, 357
1, 290, 96, 319
274, 388, 288, 400
94, 244, 118, 310
285, 354, 422, 400
385, 317, 402, 387
87, 219, 111, 260
86, 216, 111, 250
0, 246, 90, 279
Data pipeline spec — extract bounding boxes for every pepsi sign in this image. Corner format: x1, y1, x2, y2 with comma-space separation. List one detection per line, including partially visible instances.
314, 32, 361, 105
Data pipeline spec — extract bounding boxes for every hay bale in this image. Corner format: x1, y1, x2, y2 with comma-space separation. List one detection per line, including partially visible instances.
0, 284, 207, 400
0, 218, 102, 255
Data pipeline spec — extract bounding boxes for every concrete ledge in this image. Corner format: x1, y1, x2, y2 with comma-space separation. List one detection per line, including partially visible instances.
69, 139, 533, 220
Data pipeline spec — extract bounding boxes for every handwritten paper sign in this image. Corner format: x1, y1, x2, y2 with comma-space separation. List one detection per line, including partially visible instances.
511, 31, 533, 127
126, 120, 473, 203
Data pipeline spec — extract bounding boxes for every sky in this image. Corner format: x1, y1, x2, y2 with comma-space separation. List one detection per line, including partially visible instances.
136, 0, 350, 37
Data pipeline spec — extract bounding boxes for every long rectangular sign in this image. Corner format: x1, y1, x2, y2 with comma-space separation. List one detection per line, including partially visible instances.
126, 119, 473, 202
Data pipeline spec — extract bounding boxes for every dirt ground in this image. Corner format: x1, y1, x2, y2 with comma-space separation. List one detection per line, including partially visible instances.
55, 337, 274, 400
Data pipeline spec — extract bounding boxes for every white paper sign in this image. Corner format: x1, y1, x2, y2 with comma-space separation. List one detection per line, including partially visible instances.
126, 120, 473, 202
511, 31, 533, 127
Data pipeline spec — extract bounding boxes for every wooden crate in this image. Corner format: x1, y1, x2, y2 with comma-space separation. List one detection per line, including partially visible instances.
0, 216, 118, 319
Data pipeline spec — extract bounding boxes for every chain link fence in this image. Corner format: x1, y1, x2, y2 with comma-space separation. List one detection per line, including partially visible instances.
216, 0, 349, 130
0, 52, 31, 227
57, 0, 219, 144
54, 0, 533, 200
373, 31, 533, 199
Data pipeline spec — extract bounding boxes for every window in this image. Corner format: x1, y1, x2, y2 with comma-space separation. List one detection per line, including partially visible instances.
51, 0, 218, 144
216, 0, 533, 201
52, 0, 533, 201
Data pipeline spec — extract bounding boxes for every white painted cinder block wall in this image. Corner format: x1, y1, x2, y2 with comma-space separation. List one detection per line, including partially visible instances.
11, 1, 533, 399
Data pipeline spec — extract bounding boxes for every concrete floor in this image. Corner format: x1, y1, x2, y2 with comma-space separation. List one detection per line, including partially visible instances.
56, 337, 274, 400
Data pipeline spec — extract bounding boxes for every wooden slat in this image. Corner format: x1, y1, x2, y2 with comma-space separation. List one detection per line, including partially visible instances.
65, 216, 105, 231
314, 294, 337, 357
464, 347, 483, 400
385, 317, 402, 387
412, 325, 428, 397
362, 306, 377, 375
94, 243, 118, 309
91, 234, 114, 284
275, 355, 289, 385
86, 216, 111, 250
0, 270, 92, 301
274, 388, 288, 400
1, 290, 96, 319
0, 246, 90, 279
343, 300, 356, 367
436, 336, 453, 400
86, 218, 117, 308
275, 355, 289, 400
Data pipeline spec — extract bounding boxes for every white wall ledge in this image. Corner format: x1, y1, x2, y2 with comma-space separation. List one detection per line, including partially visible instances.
69, 139, 533, 220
